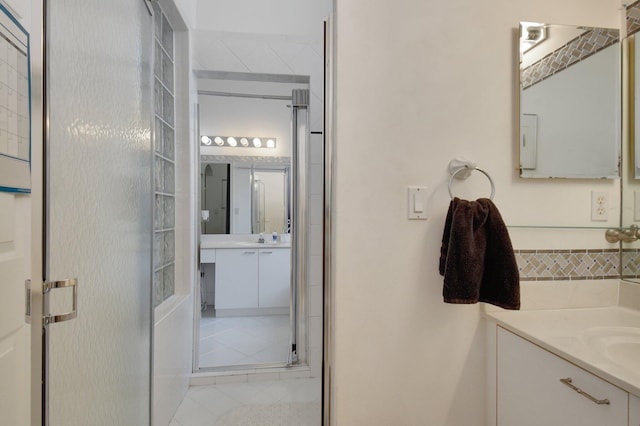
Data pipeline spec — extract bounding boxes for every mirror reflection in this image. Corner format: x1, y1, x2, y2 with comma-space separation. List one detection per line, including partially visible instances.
519, 22, 620, 179
200, 160, 290, 235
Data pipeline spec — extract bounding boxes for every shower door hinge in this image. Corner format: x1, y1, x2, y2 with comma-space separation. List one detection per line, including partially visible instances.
291, 343, 298, 363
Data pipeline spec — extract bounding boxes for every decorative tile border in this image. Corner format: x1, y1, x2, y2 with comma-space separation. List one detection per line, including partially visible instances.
514, 249, 619, 281
521, 28, 619, 89
627, 1, 640, 37
622, 248, 640, 279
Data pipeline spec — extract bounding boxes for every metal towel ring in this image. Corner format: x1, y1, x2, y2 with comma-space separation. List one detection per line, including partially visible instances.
448, 166, 495, 200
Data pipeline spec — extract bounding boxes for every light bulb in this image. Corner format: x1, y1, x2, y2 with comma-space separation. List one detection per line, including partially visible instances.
227, 137, 237, 147
201, 136, 212, 145
240, 137, 249, 147
214, 136, 224, 146
266, 139, 275, 148
252, 137, 262, 148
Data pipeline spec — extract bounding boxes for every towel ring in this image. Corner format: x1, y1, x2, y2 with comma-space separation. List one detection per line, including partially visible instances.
448, 166, 495, 200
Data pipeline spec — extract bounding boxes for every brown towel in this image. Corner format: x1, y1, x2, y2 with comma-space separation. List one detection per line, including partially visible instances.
439, 197, 520, 310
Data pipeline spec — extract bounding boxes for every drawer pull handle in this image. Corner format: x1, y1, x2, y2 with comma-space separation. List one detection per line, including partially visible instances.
243, 251, 257, 254
559, 378, 610, 405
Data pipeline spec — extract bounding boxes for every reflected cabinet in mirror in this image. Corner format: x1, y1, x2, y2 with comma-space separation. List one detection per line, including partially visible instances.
518, 22, 621, 179
201, 157, 290, 235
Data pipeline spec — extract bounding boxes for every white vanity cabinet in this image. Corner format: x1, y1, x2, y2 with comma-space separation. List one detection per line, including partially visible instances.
212, 246, 290, 311
631, 394, 640, 426
258, 248, 291, 308
497, 327, 628, 426
214, 249, 259, 309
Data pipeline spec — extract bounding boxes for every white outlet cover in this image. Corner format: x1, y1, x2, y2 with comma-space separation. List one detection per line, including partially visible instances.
590, 191, 608, 222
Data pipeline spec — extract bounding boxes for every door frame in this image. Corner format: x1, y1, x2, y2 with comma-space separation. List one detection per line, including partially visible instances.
29, 0, 45, 423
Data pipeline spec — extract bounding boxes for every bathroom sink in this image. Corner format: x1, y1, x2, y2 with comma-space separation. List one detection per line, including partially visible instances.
582, 327, 640, 374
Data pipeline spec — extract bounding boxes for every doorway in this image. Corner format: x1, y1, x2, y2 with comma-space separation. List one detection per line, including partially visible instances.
195, 73, 318, 373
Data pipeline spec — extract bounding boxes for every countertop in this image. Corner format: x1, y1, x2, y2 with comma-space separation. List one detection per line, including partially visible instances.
485, 306, 640, 396
200, 235, 291, 249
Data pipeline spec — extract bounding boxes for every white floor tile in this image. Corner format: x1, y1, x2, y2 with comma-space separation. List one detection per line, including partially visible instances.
198, 314, 290, 368
171, 378, 321, 425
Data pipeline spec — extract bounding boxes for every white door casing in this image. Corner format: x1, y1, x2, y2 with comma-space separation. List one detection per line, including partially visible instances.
0, 192, 31, 426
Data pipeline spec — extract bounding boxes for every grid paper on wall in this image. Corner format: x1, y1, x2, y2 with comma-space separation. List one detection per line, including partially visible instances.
0, 4, 29, 193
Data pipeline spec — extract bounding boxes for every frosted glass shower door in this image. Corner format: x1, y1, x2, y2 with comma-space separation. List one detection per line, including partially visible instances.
43, 0, 153, 424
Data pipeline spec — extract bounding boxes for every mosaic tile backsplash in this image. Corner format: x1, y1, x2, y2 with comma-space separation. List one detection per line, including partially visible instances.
622, 249, 640, 279
627, 0, 640, 37
514, 249, 619, 281
521, 28, 619, 90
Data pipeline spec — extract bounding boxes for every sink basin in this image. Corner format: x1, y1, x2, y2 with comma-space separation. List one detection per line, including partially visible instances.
582, 327, 640, 373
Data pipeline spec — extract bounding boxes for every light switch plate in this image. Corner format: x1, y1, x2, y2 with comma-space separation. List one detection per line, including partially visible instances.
408, 186, 428, 220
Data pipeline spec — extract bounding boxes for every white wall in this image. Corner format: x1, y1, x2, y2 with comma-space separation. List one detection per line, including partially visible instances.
154, 2, 195, 425
173, 0, 196, 29
195, 0, 332, 38
332, 0, 621, 424
192, 0, 330, 132
198, 79, 297, 158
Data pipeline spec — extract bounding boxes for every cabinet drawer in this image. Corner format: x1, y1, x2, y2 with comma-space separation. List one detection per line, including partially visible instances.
200, 249, 216, 263
497, 327, 628, 426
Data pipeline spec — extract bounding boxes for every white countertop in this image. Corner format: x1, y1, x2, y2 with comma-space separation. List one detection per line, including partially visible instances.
200, 235, 290, 249
485, 306, 640, 396
200, 241, 291, 249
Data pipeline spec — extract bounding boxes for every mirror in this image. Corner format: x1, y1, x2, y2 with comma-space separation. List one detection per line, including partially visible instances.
201, 158, 290, 235
622, 31, 640, 284
518, 22, 621, 179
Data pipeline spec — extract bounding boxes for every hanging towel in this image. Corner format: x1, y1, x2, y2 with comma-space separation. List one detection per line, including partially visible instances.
439, 197, 520, 310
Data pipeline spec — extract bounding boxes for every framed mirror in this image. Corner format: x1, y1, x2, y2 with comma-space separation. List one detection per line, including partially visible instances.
200, 157, 290, 235
518, 22, 621, 179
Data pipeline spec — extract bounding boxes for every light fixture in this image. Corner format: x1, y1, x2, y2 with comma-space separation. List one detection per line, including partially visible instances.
520, 22, 547, 54
200, 135, 277, 149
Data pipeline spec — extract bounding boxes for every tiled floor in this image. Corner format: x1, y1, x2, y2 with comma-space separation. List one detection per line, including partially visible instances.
170, 378, 322, 425
199, 310, 291, 368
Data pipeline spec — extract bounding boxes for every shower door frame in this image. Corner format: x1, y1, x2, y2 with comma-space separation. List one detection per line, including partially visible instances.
194, 71, 312, 373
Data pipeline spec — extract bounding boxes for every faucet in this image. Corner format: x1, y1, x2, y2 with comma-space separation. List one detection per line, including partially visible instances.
605, 225, 639, 243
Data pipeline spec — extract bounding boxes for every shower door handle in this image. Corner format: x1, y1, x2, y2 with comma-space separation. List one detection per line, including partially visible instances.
43, 278, 78, 325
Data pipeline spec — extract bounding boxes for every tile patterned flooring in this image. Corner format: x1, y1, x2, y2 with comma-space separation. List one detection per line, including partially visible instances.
198, 310, 290, 368
170, 378, 322, 425
177, 311, 321, 425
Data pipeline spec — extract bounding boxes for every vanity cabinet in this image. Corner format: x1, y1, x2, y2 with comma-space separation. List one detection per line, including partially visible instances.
215, 249, 259, 309
497, 327, 628, 426
258, 248, 290, 308
631, 394, 640, 426
213, 247, 290, 310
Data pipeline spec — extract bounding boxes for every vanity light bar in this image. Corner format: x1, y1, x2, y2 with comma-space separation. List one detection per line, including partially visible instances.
200, 135, 276, 149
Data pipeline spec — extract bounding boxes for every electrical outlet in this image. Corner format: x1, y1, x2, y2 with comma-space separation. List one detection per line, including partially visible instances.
591, 191, 609, 221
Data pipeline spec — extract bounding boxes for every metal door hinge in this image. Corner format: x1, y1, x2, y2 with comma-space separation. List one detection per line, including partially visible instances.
25, 279, 78, 325
25, 279, 31, 324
